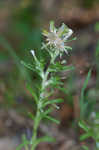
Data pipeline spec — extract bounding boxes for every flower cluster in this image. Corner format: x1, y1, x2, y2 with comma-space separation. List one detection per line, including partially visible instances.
43, 21, 73, 54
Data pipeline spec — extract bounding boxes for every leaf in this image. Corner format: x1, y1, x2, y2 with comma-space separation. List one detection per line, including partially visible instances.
43, 99, 63, 107
52, 104, 60, 110
82, 70, 91, 93
36, 136, 55, 145
42, 30, 49, 36
49, 76, 63, 87
80, 132, 92, 141
26, 84, 38, 104
65, 46, 72, 50
58, 24, 66, 37
45, 115, 60, 124
16, 137, 29, 150
80, 70, 91, 118
82, 145, 89, 150
28, 112, 34, 120
44, 108, 53, 115
50, 21, 55, 32
57, 87, 69, 94
21, 61, 43, 78
49, 63, 62, 72
21, 61, 35, 71
16, 144, 25, 150
44, 91, 54, 99
66, 37, 77, 42
49, 63, 74, 73
62, 65, 75, 71
79, 120, 89, 132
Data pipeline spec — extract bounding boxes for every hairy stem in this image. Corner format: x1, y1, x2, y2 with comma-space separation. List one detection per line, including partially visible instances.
31, 110, 41, 150
30, 53, 57, 150
30, 71, 49, 150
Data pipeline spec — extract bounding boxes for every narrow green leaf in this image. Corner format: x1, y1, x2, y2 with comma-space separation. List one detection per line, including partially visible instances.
44, 91, 54, 99
28, 112, 34, 120
79, 121, 89, 132
58, 24, 65, 37
42, 30, 49, 36
21, 61, 35, 71
82, 70, 91, 93
65, 46, 72, 50
45, 115, 60, 124
50, 21, 55, 32
43, 99, 63, 107
22, 59, 44, 79
57, 87, 69, 94
80, 132, 92, 141
80, 70, 91, 118
26, 84, 38, 104
82, 145, 89, 150
44, 108, 53, 115
16, 141, 29, 150
49, 63, 74, 73
66, 37, 77, 42
36, 136, 55, 145
52, 104, 60, 109
63, 65, 75, 71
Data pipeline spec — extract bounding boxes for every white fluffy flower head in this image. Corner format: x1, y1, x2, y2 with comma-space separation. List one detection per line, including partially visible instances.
43, 21, 73, 54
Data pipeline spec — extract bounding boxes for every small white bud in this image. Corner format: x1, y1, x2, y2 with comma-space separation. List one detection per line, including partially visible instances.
31, 50, 35, 57
68, 29, 73, 37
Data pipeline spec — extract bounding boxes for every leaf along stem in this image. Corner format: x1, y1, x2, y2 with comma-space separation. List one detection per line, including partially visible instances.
30, 52, 57, 150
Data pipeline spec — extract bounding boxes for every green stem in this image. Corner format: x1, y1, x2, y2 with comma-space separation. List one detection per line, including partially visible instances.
31, 110, 41, 150
30, 52, 57, 150
30, 72, 48, 150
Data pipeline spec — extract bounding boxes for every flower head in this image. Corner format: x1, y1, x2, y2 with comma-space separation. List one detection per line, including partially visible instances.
42, 21, 73, 54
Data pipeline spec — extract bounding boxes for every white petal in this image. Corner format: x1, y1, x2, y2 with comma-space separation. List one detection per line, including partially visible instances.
63, 29, 73, 41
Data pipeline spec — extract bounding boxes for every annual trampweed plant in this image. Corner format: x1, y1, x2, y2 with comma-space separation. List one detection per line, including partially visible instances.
17, 21, 75, 150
